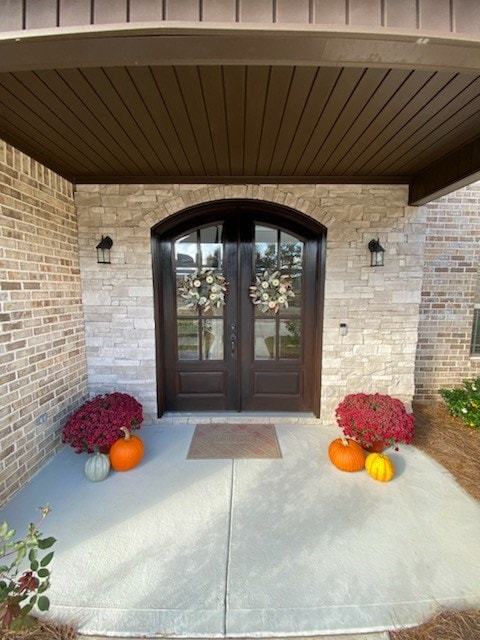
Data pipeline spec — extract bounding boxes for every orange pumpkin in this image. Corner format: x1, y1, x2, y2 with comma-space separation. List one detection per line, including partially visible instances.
328, 437, 366, 472
110, 427, 144, 471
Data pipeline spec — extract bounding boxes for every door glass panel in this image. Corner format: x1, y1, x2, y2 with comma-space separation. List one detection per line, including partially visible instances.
175, 232, 197, 269
280, 232, 303, 268
255, 319, 276, 360
176, 274, 197, 315
174, 223, 225, 360
255, 226, 278, 271
200, 225, 223, 268
202, 318, 224, 360
178, 319, 199, 360
253, 223, 305, 360
279, 319, 301, 359
287, 274, 302, 315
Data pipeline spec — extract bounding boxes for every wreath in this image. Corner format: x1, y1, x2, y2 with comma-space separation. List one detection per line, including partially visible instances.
178, 268, 228, 312
249, 270, 295, 314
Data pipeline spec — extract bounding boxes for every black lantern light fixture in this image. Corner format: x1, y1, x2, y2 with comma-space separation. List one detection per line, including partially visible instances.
96, 235, 113, 264
368, 238, 385, 267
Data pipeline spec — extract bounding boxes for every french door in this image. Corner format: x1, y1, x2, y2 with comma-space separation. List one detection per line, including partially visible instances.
153, 201, 325, 415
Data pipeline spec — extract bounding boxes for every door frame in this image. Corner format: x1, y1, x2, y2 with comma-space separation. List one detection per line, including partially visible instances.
151, 199, 327, 417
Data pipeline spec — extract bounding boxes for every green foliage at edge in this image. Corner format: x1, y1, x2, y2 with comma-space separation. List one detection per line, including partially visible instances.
439, 376, 480, 430
0, 505, 55, 630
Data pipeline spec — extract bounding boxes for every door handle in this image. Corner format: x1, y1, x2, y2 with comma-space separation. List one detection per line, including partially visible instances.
230, 324, 236, 356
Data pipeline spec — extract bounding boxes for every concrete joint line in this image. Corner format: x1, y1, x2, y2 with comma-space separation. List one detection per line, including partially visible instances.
224, 459, 236, 636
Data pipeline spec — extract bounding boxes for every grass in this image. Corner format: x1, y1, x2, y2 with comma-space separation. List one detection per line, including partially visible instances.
2, 401, 479, 640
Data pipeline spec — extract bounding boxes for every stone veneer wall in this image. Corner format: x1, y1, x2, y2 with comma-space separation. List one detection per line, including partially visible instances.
415, 182, 480, 399
76, 183, 425, 425
0, 140, 87, 507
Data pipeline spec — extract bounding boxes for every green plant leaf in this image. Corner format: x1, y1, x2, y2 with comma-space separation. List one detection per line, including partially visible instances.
37, 568, 49, 579
37, 537, 56, 550
28, 548, 37, 564
30, 560, 38, 572
15, 546, 26, 565
40, 552, 54, 567
37, 595, 50, 611
0, 523, 8, 538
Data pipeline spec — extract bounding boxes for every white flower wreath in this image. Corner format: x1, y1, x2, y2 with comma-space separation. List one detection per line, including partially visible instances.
178, 268, 228, 312
249, 270, 295, 314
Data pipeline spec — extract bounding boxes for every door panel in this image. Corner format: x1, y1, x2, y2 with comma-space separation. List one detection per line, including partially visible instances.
154, 202, 324, 414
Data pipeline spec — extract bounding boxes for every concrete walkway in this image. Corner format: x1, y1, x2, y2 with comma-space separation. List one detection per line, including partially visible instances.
1, 422, 479, 638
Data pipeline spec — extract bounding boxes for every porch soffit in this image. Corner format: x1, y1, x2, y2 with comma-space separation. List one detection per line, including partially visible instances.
0, 25, 479, 204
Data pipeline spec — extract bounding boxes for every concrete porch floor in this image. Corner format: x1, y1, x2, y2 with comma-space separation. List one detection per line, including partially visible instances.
1, 421, 479, 639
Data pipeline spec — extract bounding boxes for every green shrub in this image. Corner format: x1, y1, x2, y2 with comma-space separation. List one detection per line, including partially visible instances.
439, 377, 480, 430
0, 506, 56, 630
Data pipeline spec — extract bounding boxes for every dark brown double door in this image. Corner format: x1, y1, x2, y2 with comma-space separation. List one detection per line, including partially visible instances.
153, 201, 325, 415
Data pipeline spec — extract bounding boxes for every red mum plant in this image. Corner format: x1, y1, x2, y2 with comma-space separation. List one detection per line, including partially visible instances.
62, 392, 143, 454
335, 392, 415, 451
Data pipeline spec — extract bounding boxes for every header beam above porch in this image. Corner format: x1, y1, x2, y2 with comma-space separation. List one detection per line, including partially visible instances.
1, 27, 480, 75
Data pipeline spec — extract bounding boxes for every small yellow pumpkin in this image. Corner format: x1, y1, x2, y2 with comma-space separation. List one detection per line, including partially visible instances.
365, 452, 395, 482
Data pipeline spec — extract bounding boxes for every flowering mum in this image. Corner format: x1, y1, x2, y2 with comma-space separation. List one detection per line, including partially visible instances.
335, 392, 415, 450
62, 392, 143, 453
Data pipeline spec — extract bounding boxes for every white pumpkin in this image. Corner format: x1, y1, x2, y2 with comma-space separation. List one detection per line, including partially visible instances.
85, 452, 110, 482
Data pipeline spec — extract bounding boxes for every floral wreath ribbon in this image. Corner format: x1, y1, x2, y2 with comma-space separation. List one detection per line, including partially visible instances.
178, 268, 228, 312
249, 270, 295, 314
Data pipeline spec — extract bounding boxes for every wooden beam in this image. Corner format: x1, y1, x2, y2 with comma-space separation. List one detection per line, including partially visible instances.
1, 27, 480, 74
409, 137, 480, 205
74, 175, 409, 185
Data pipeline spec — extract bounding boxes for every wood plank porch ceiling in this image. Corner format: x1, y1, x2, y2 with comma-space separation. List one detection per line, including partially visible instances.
1, 63, 480, 202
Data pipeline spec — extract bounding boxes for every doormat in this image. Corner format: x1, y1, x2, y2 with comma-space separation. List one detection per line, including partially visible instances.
187, 423, 282, 459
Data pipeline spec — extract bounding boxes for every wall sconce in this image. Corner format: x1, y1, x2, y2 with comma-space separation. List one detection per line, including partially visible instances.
96, 235, 113, 264
368, 238, 385, 267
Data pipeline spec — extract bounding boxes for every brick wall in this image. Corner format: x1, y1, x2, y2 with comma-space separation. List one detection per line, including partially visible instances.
75, 183, 424, 424
0, 140, 87, 507
415, 182, 480, 399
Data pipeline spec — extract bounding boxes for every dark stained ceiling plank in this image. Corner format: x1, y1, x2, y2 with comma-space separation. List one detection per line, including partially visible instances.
59, 67, 162, 175
197, 66, 232, 177
255, 66, 295, 175
410, 136, 480, 205
105, 67, 178, 175
173, 66, 219, 175
80, 67, 172, 175
279, 66, 341, 176
317, 68, 413, 175
16, 69, 132, 175
293, 67, 366, 176
368, 77, 480, 175
266, 66, 320, 176
0, 76, 106, 174
306, 67, 390, 175
223, 66, 247, 176
126, 66, 193, 175
342, 71, 468, 175
0, 110, 89, 177
150, 66, 206, 176
243, 66, 271, 176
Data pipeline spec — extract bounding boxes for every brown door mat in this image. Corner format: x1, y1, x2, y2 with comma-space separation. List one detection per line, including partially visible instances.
187, 423, 282, 459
